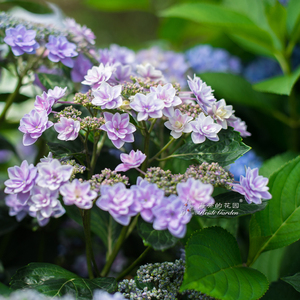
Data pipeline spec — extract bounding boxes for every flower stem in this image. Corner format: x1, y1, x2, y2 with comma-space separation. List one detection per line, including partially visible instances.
100, 225, 129, 277
149, 137, 175, 163
116, 246, 151, 281
141, 121, 150, 172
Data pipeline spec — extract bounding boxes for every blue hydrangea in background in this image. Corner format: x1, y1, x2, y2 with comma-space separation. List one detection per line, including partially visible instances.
185, 44, 242, 74
229, 150, 263, 181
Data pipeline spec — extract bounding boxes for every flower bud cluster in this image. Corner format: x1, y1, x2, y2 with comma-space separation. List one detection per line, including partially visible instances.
54, 106, 82, 120
185, 162, 234, 189
88, 168, 129, 193
60, 159, 86, 179
145, 167, 184, 196
177, 102, 203, 119
73, 90, 94, 107
80, 116, 105, 131
118, 259, 214, 300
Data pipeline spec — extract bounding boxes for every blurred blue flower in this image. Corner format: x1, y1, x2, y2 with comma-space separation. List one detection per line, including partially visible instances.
229, 150, 263, 181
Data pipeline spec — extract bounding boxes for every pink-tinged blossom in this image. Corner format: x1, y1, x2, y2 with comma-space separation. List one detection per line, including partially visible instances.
34, 91, 55, 115
19, 109, 53, 146
100, 112, 136, 149
38, 152, 53, 166
190, 112, 222, 144
209, 99, 236, 129
92, 82, 123, 109
187, 75, 216, 113
5, 194, 29, 222
60, 179, 97, 209
96, 183, 140, 226
54, 117, 80, 141
64, 18, 96, 46
152, 195, 192, 238
150, 83, 182, 109
4, 24, 39, 56
71, 54, 93, 82
164, 109, 193, 139
4, 160, 37, 204
177, 178, 215, 214
131, 177, 164, 222
115, 150, 146, 172
45, 35, 78, 68
228, 117, 251, 137
36, 159, 73, 190
82, 63, 114, 90
47, 86, 67, 102
136, 63, 164, 81
231, 167, 272, 204
28, 186, 65, 226
130, 93, 164, 121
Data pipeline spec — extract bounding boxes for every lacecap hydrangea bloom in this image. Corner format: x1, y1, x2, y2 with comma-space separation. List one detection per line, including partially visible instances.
19, 109, 53, 146
45, 35, 78, 68
231, 167, 272, 204
115, 150, 146, 172
4, 24, 39, 56
54, 117, 81, 141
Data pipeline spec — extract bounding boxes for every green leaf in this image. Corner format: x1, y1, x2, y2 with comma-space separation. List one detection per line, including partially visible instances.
173, 127, 250, 167
203, 191, 268, 218
0, 282, 11, 296
137, 217, 178, 251
37, 73, 73, 91
159, 3, 277, 56
0, 93, 29, 103
10, 263, 117, 298
180, 227, 269, 300
199, 73, 279, 112
65, 205, 122, 250
259, 152, 298, 178
287, 0, 300, 35
261, 280, 300, 300
86, 0, 149, 11
248, 156, 300, 266
282, 273, 300, 292
253, 65, 300, 95
0, 0, 52, 14
252, 247, 286, 283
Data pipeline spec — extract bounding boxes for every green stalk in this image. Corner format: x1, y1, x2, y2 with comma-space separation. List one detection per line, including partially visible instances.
141, 121, 150, 172
82, 210, 94, 279
90, 132, 107, 177
116, 246, 151, 281
149, 137, 175, 163
101, 225, 129, 277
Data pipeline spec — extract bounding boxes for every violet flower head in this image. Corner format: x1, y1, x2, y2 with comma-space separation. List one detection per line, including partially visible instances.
130, 93, 164, 121
136, 63, 164, 81
5, 194, 29, 222
4, 160, 37, 204
36, 159, 73, 190
150, 83, 182, 108
115, 150, 146, 172
92, 82, 123, 109
152, 194, 192, 238
177, 178, 215, 214
45, 35, 78, 68
210, 99, 236, 129
187, 75, 216, 113
54, 117, 80, 141
28, 186, 65, 226
190, 112, 222, 144
100, 112, 136, 149
47, 86, 67, 102
82, 63, 114, 90
4, 24, 39, 56
19, 109, 53, 146
60, 179, 97, 209
34, 91, 55, 115
131, 177, 164, 222
164, 109, 193, 139
96, 182, 140, 226
109, 44, 135, 65
71, 54, 93, 82
228, 117, 251, 137
109, 63, 132, 83
232, 167, 272, 204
